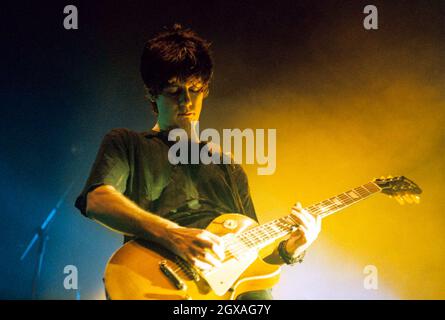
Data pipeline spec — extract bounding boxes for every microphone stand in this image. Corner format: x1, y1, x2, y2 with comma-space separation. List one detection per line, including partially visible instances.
20, 180, 76, 299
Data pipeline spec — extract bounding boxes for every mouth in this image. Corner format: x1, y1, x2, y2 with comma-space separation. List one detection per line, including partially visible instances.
178, 112, 195, 117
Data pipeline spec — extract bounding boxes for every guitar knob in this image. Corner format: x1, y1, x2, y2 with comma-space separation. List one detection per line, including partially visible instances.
223, 219, 238, 230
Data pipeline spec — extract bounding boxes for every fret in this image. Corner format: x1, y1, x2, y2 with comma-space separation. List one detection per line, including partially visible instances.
257, 226, 269, 241
339, 192, 353, 201
306, 205, 318, 215
326, 200, 338, 208
238, 235, 252, 249
249, 231, 261, 244
317, 204, 329, 214
331, 197, 343, 206
267, 223, 280, 234
263, 224, 273, 238
283, 216, 296, 230
363, 182, 380, 193
241, 232, 257, 247
321, 199, 332, 206
346, 190, 360, 200
337, 194, 353, 206
226, 237, 250, 259
352, 188, 363, 197
355, 186, 368, 197
235, 182, 382, 252
286, 214, 299, 226
269, 222, 284, 234
361, 185, 371, 194
346, 191, 359, 201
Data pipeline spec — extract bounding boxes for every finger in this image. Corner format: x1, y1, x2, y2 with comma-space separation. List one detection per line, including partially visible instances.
196, 247, 223, 266
289, 213, 309, 231
194, 233, 225, 261
196, 231, 223, 249
202, 232, 225, 260
288, 228, 303, 241
202, 251, 223, 267
212, 243, 225, 261
290, 209, 313, 229
308, 214, 320, 234
291, 205, 315, 222
209, 239, 225, 261
292, 225, 309, 242
315, 214, 322, 232
300, 224, 319, 244
202, 230, 223, 246
291, 205, 311, 219
189, 243, 224, 266
194, 232, 217, 249
295, 202, 303, 210
291, 203, 308, 214
298, 222, 318, 240
192, 258, 213, 272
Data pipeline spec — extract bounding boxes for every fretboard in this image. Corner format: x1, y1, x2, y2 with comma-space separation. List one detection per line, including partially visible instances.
234, 181, 382, 252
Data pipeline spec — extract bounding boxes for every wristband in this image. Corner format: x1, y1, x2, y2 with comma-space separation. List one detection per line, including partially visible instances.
278, 240, 306, 265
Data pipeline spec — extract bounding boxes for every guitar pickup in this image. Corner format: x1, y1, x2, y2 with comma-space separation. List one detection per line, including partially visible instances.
159, 260, 187, 291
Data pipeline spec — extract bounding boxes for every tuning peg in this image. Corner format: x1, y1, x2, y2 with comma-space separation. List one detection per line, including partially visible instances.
380, 176, 385, 180
412, 195, 421, 204
387, 175, 393, 179
402, 194, 413, 204
394, 195, 405, 205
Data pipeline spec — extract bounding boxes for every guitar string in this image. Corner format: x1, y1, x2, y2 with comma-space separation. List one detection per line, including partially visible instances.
168, 185, 379, 274
228, 185, 376, 252
169, 188, 377, 275
168, 198, 361, 275
170, 182, 416, 277
209, 186, 378, 260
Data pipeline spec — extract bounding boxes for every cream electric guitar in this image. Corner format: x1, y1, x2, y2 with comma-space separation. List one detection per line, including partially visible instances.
104, 176, 422, 300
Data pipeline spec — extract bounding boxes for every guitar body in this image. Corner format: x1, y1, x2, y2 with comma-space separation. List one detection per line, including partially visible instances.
104, 213, 282, 300
104, 176, 422, 299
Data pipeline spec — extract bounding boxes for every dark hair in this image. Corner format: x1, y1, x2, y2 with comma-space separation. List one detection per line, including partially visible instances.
140, 24, 213, 112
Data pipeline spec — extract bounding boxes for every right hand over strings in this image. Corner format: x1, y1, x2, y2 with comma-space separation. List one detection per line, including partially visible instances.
164, 226, 225, 272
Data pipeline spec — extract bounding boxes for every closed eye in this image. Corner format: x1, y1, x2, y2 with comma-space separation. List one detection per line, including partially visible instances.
164, 86, 180, 94
163, 85, 204, 95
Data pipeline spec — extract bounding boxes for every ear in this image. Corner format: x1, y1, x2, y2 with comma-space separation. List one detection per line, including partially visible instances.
150, 100, 159, 114
144, 87, 159, 114
203, 86, 210, 98
145, 88, 156, 103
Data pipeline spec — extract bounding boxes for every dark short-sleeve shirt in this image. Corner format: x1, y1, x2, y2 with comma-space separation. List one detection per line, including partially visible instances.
75, 128, 258, 230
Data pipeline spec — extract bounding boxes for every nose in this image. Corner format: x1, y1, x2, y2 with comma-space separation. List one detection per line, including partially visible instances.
179, 88, 192, 109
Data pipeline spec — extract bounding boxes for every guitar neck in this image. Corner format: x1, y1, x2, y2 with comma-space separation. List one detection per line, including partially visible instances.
236, 181, 382, 251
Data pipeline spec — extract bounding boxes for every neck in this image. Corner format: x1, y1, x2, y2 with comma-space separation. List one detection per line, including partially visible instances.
228, 181, 382, 256
152, 121, 201, 143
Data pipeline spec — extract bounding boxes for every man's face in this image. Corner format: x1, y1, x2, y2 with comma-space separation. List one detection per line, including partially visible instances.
154, 76, 207, 132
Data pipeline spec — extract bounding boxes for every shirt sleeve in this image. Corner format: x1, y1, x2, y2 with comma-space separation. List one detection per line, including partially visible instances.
74, 128, 131, 216
232, 164, 259, 223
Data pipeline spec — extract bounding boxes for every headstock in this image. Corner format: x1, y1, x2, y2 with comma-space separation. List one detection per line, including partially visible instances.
374, 176, 422, 205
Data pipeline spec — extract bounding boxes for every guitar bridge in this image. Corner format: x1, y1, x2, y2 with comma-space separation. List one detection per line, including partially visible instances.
159, 260, 187, 290
174, 256, 200, 281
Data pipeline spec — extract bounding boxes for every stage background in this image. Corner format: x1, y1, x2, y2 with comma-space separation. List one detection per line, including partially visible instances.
1, 0, 444, 299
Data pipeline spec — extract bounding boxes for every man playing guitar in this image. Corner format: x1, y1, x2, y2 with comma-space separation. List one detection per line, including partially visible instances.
75, 24, 321, 300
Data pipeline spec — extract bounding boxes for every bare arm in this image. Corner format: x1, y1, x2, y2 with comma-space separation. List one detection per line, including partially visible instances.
86, 185, 176, 243
86, 184, 225, 270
